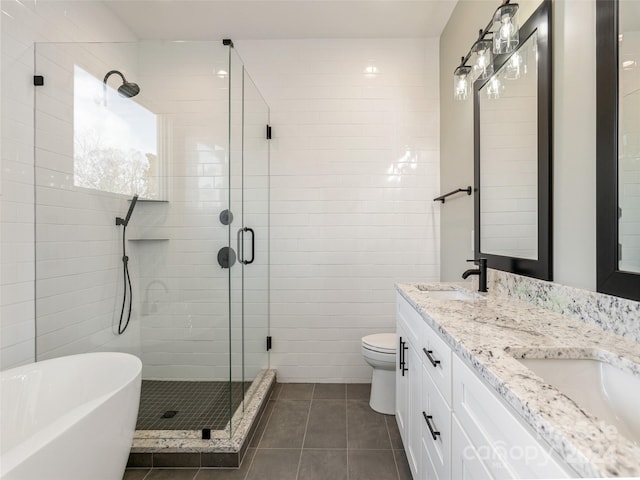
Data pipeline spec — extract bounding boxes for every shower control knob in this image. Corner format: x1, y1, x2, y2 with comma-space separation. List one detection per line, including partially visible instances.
217, 246, 236, 269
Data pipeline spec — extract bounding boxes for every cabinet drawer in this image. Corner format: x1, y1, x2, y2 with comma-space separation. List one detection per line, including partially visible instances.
421, 323, 452, 405
453, 355, 576, 479
422, 363, 451, 480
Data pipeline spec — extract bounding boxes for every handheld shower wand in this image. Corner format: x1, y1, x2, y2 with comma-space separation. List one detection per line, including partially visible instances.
115, 195, 138, 334
116, 194, 138, 227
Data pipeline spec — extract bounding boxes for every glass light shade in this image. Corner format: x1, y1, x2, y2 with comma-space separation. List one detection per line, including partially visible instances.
493, 4, 519, 54
453, 66, 472, 100
472, 40, 494, 80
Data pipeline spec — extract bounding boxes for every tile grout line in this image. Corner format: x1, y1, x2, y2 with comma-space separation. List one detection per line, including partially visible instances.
345, 383, 350, 480
243, 383, 281, 480
385, 416, 402, 480
294, 383, 315, 480
252, 388, 278, 449
241, 444, 258, 480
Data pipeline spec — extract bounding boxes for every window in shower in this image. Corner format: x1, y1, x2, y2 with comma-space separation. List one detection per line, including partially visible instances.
73, 65, 162, 199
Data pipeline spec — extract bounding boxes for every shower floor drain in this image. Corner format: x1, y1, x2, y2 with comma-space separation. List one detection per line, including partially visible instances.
161, 410, 178, 419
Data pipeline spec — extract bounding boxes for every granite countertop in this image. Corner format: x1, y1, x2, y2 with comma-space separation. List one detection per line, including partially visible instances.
396, 282, 640, 478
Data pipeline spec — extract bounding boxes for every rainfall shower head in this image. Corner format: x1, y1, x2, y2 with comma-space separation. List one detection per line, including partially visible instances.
117, 81, 140, 98
103, 70, 140, 105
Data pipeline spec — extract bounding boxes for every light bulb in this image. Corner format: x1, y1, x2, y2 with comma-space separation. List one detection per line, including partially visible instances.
455, 77, 469, 100
500, 18, 516, 40
472, 40, 494, 80
453, 65, 472, 101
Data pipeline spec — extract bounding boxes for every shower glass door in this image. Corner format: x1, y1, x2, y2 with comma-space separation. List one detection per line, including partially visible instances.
34, 40, 269, 439
228, 48, 270, 433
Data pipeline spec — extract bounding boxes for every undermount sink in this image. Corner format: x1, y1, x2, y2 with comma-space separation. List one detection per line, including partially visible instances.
517, 357, 640, 445
415, 285, 482, 301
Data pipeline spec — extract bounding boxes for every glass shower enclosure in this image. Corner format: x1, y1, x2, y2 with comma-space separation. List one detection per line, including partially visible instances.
33, 40, 269, 439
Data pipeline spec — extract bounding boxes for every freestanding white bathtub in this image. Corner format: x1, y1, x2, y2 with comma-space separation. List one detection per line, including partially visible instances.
1, 352, 142, 480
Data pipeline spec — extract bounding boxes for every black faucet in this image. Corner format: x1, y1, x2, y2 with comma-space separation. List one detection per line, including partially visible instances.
462, 258, 487, 292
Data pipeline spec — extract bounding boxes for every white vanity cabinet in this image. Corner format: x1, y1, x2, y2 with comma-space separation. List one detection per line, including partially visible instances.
395, 293, 576, 480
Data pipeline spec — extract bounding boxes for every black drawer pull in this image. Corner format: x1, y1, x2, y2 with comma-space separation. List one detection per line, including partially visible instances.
422, 411, 441, 440
401, 340, 408, 376
423, 348, 440, 367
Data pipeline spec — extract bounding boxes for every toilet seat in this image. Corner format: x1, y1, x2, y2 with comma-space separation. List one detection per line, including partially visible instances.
362, 333, 396, 354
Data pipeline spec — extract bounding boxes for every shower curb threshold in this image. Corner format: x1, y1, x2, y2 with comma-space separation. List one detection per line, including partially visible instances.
127, 369, 276, 468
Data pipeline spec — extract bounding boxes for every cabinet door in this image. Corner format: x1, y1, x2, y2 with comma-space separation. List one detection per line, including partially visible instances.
421, 434, 440, 480
395, 319, 410, 445
452, 415, 494, 480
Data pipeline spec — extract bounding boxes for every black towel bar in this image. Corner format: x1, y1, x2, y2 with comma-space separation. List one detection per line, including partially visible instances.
433, 186, 472, 203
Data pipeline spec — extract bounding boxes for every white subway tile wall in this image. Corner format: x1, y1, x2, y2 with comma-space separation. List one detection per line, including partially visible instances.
1, 0, 136, 370
237, 39, 441, 382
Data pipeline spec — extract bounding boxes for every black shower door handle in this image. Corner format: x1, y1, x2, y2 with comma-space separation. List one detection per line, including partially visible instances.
237, 227, 255, 265
243, 227, 255, 265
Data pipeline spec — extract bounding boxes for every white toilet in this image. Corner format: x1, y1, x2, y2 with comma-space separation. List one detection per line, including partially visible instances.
361, 333, 397, 415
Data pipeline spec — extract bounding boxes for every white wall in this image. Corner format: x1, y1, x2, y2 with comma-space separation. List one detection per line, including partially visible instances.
552, 0, 597, 289
1, 0, 137, 370
440, 0, 598, 290
237, 39, 441, 382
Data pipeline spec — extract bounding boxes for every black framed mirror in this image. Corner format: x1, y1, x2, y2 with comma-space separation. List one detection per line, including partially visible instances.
596, 0, 640, 302
474, 0, 552, 280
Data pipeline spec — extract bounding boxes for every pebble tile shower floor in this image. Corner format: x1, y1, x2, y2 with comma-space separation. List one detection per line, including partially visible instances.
136, 381, 252, 430
123, 383, 412, 480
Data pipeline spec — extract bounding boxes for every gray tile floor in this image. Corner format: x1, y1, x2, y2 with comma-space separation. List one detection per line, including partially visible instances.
123, 383, 412, 480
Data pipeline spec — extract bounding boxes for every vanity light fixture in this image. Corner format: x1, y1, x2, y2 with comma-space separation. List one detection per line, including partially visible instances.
453, 61, 472, 100
453, 0, 520, 100
493, 2, 519, 54
471, 38, 494, 80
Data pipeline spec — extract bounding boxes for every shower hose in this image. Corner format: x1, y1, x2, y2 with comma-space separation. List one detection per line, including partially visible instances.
118, 224, 133, 334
